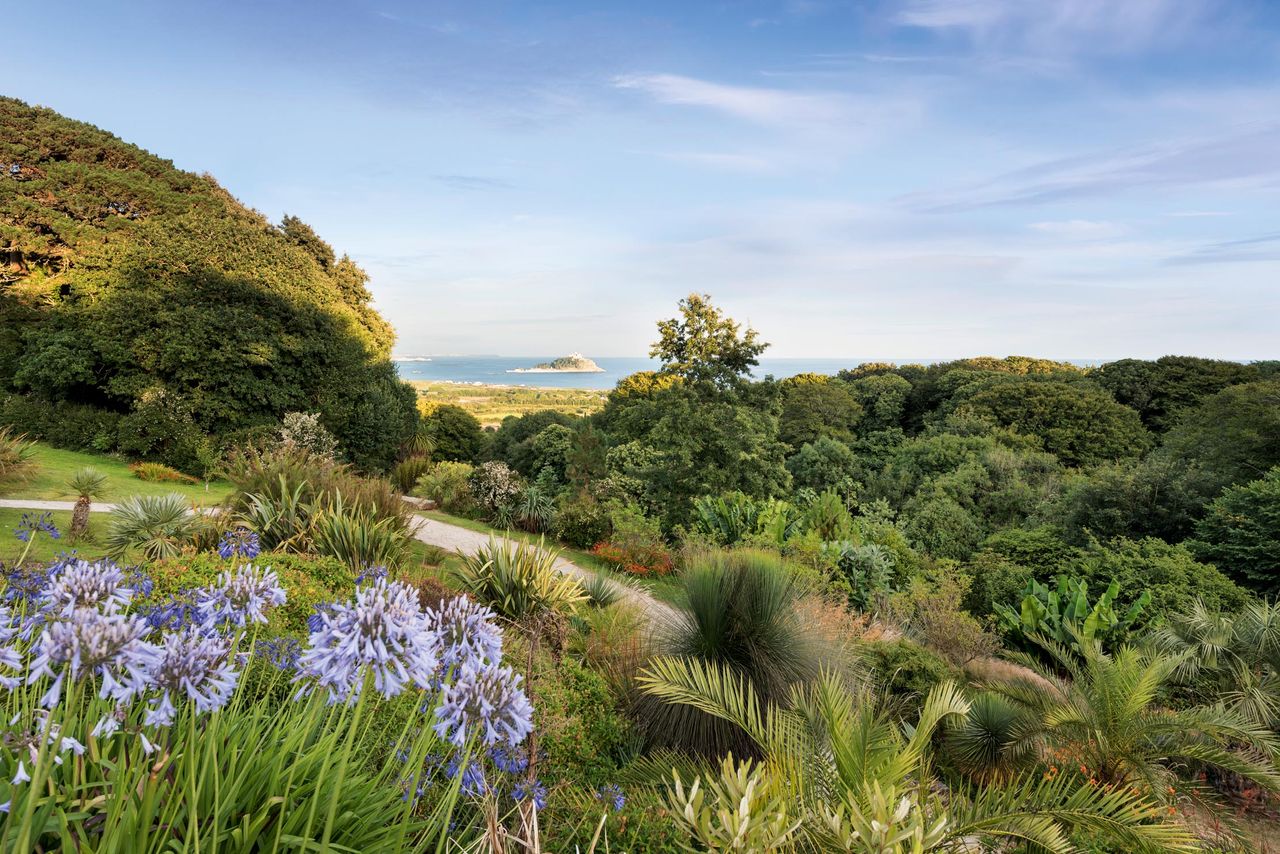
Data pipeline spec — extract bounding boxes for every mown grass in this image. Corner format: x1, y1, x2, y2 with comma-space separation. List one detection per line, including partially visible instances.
0, 508, 106, 564
418, 509, 685, 606
0, 443, 232, 503
411, 381, 606, 427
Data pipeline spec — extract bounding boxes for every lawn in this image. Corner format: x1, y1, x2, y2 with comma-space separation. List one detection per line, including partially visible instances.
419, 509, 685, 606
0, 508, 110, 564
2, 443, 232, 504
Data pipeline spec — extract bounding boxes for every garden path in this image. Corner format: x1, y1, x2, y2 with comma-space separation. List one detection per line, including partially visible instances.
409, 513, 673, 620
0, 499, 671, 619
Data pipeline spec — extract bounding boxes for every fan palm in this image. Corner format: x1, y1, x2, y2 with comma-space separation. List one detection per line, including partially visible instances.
641, 658, 1194, 852
990, 635, 1280, 798
106, 493, 200, 560
66, 466, 109, 539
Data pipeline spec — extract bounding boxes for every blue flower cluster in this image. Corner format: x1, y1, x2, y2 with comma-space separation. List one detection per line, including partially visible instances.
596, 783, 626, 812
14, 513, 59, 543
217, 527, 261, 561
196, 565, 287, 628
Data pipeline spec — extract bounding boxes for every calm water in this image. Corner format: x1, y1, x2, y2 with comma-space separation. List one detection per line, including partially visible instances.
393, 356, 878, 389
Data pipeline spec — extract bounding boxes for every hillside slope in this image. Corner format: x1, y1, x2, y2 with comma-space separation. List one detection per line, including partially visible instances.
0, 97, 415, 470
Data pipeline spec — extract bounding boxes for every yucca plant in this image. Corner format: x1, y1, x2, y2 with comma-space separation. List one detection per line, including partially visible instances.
311, 494, 412, 572
516, 484, 557, 533
639, 659, 1197, 853
66, 466, 109, 540
392, 454, 433, 494
943, 691, 1040, 784
105, 493, 200, 560
0, 426, 35, 484
452, 536, 587, 622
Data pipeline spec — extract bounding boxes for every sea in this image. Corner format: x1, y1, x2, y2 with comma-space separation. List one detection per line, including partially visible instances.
392, 356, 878, 389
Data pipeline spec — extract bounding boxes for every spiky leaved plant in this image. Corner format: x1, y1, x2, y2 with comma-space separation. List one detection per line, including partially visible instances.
66, 466, 109, 540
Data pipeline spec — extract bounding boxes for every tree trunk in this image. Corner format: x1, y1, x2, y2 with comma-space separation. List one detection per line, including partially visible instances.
71, 496, 90, 539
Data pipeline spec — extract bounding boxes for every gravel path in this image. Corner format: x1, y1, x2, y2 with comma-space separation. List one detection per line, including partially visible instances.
0, 498, 669, 618
410, 514, 672, 619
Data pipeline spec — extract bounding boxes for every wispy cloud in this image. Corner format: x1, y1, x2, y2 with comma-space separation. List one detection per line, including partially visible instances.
648, 151, 776, 172
1167, 231, 1280, 265
432, 174, 513, 190
613, 73, 854, 126
895, 0, 1218, 56
1029, 220, 1126, 240
901, 123, 1280, 211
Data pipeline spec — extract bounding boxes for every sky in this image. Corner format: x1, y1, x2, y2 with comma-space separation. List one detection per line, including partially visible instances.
4, 0, 1280, 360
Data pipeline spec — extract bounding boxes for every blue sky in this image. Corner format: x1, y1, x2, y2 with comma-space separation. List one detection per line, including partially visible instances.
5, 0, 1280, 359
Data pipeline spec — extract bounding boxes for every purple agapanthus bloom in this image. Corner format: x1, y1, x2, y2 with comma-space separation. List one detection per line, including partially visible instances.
0, 604, 21, 689
433, 661, 534, 748
196, 565, 286, 628
295, 578, 439, 702
354, 565, 388, 586
27, 608, 158, 708
424, 596, 503, 673
445, 758, 488, 796
139, 600, 198, 633
217, 527, 261, 561
488, 744, 528, 775
513, 780, 548, 810
254, 637, 302, 671
144, 626, 240, 726
42, 560, 134, 616
14, 513, 59, 543
596, 783, 625, 812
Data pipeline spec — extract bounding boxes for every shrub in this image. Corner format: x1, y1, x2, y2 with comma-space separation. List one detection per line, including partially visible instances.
105, 493, 201, 560
591, 503, 673, 577
1188, 467, 1280, 596
278, 411, 339, 459
129, 460, 198, 483
452, 536, 587, 621
390, 454, 432, 493
414, 460, 475, 514
863, 638, 961, 701
530, 657, 628, 787
0, 394, 120, 452
422, 403, 486, 462
468, 461, 521, 517
144, 550, 350, 635
820, 540, 895, 611
888, 573, 998, 667
116, 389, 215, 476
552, 494, 612, 549
515, 482, 557, 533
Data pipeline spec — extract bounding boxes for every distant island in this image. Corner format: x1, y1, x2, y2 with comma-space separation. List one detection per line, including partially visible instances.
507, 353, 605, 373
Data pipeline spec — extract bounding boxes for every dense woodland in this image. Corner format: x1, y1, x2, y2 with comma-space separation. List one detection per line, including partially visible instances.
4, 98, 1280, 852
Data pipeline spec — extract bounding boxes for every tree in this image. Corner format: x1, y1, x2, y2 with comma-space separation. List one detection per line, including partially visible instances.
961, 380, 1151, 467
1159, 380, 1280, 496
1049, 458, 1213, 545
489, 410, 576, 469
650, 293, 767, 392
785, 436, 858, 496
777, 374, 862, 448
565, 423, 607, 493
66, 466, 108, 539
279, 214, 336, 270
422, 404, 486, 462
1094, 356, 1258, 433
1189, 467, 1280, 595
844, 372, 912, 433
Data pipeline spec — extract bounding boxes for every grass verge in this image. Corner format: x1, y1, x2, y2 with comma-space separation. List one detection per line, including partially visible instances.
1, 443, 232, 503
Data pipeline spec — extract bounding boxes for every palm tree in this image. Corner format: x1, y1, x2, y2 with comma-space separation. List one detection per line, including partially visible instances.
641, 658, 1194, 852
66, 467, 108, 540
988, 636, 1280, 798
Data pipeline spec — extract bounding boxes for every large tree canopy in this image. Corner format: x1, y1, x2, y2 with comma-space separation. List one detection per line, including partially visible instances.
0, 97, 415, 470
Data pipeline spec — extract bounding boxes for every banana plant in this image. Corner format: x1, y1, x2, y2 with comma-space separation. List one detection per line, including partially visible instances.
995, 576, 1150, 652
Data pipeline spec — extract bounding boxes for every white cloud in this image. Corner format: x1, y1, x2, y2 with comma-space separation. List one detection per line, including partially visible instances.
613, 72, 853, 126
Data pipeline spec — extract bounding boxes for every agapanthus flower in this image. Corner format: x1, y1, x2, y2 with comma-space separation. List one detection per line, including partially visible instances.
296, 578, 439, 702
42, 559, 134, 616
124, 568, 155, 598
488, 744, 528, 775
14, 512, 59, 543
433, 661, 534, 748
196, 565, 286, 628
144, 626, 239, 726
217, 527, 261, 561
3, 563, 51, 605
139, 600, 198, 633
27, 608, 158, 708
254, 637, 302, 671
354, 565, 388, 585
424, 596, 503, 672
596, 783, 625, 812
445, 758, 488, 796
512, 780, 547, 810
0, 604, 21, 689
12, 761, 29, 785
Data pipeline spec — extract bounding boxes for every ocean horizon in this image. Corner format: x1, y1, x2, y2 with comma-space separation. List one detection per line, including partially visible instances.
392, 355, 1105, 389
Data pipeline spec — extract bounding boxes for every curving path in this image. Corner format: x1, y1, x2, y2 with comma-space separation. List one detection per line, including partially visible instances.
0, 498, 669, 618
